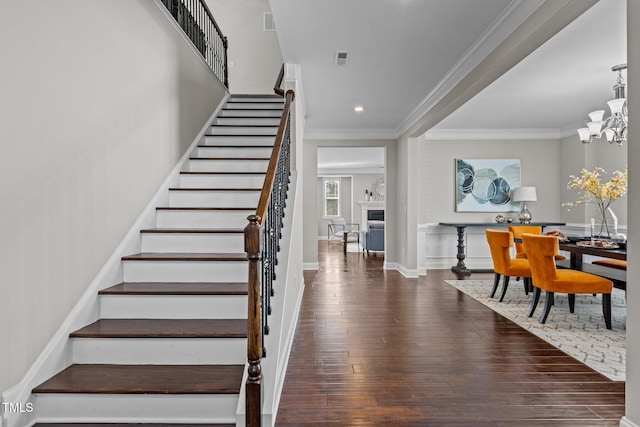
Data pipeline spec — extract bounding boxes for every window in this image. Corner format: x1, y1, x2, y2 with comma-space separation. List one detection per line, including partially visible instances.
324, 178, 341, 217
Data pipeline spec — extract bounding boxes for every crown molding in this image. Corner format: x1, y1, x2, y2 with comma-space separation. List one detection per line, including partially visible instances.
423, 128, 563, 140
397, 0, 545, 136
304, 128, 399, 140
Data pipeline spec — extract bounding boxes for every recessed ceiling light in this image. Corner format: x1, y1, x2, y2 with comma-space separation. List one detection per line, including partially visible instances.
354, 105, 364, 112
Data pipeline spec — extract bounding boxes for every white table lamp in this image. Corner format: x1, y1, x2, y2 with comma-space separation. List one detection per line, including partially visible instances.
512, 187, 537, 223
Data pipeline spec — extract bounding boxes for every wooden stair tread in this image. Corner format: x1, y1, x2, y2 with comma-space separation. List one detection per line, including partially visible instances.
70, 319, 247, 338
204, 134, 277, 137
99, 282, 248, 295
211, 124, 278, 128
156, 207, 255, 211
197, 144, 274, 148
34, 424, 235, 427
33, 364, 244, 394
180, 171, 266, 175
140, 228, 243, 234
169, 187, 261, 191
189, 157, 270, 161
121, 253, 247, 261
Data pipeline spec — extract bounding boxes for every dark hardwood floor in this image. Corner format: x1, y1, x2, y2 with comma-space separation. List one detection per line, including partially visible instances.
275, 243, 625, 426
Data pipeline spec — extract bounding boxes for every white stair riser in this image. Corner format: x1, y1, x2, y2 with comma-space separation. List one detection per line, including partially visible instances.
196, 146, 273, 158
71, 338, 246, 364
220, 109, 282, 118
122, 260, 248, 282
169, 191, 260, 208
180, 174, 265, 189
215, 117, 281, 126
32, 393, 238, 423
209, 126, 278, 135
100, 294, 247, 319
187, 159, 269, 173
141, 233, 244, 253
156, 210, 253, 229
203, 135, 275, 146
225, 102, 283, 109
229, 96, 283, 103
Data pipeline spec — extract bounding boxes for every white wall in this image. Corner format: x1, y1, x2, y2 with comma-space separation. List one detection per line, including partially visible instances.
205, 0, 283, 93
623, 1, 639, 425
0, 0, 226, 394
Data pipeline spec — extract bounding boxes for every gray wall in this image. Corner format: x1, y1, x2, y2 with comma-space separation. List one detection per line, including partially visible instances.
0, 0, 226, 393
559, 133, 628, 228
417, 138, 563, 225
205, 0, 283, 93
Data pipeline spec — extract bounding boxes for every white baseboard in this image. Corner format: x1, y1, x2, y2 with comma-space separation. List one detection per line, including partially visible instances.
385, 262, 420, 278
621, 416, 640, 427
303, 262, 320, 270
1, 95, 229, 427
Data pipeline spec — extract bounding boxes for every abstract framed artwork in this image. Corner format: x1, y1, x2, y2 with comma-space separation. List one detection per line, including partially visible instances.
456, 158, 521, 212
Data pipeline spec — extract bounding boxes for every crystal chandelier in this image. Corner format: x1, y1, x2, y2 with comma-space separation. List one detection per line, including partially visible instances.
577, 64, 628, 146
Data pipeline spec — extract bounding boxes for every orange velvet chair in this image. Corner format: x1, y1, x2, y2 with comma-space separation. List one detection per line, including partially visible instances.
509, 225, 543, 259
522, 233, 613, 329
509, 225, 567, 261
485, 229, 532, 302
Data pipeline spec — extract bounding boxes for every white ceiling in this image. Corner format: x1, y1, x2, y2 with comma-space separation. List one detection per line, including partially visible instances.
270, 0, 627, 141
431, 0, 627, 138
317, 147, 385, 174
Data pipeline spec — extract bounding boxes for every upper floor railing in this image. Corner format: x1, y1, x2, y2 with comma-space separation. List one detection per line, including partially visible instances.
244, 66, 294, 426
160, 0, 229, 87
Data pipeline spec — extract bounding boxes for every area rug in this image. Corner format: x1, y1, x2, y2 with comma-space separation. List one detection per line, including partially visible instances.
445, 279, 626, 381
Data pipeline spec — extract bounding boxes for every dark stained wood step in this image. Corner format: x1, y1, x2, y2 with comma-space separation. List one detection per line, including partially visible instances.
210, 124, 279, 128
33, 364, 244, 394
169, 187, 261, 191
197, 144, 274, 148
99, 282, 248, 296
231, 94, 282, 98
140, 228, 243, 234
221, 108, 283, 111
156, 207, 255, 211
180, 171, 266, 175
70, 319, 247, 338
121, 253, 247, 262
189, 157, 270, 161
204, 134, 278, 138
34, 424, 235, 427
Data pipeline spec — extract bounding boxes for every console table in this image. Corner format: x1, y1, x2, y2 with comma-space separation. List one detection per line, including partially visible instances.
439, 222, 565, 275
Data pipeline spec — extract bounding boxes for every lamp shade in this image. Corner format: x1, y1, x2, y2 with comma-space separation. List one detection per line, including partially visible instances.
512, 186, 537, 202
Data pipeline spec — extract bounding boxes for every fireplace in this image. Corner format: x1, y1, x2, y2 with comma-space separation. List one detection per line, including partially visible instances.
358, 201, 385, 231
368, 210, 384, 221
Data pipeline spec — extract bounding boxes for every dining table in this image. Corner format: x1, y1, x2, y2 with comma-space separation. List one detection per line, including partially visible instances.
556, 240, 627, 290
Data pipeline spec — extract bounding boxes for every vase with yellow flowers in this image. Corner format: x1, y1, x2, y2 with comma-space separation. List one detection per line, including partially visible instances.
563, 167, 628, 238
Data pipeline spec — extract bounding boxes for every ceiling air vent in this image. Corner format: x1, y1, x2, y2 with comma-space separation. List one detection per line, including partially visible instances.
264, 13, 276, 31
334, 51, 350, 66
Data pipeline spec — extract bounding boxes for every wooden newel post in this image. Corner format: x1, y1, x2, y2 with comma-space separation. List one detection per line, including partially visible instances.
245, 214, 262, 427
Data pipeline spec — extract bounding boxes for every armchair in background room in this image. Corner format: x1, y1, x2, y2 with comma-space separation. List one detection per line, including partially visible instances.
363, 221, 384, 253
328, 217, 360, 244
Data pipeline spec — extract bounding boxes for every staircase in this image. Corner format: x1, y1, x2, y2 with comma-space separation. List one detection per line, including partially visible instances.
30, 94, 285, 426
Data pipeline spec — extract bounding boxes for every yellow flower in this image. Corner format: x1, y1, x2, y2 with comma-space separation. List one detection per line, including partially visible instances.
562, 167, 628, 236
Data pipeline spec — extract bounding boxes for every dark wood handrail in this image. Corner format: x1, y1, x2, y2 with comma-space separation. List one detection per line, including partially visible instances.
245, 88, 294, 427
254, 90, 294, 225
274, 63, 285, 97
